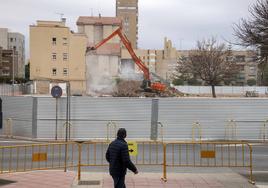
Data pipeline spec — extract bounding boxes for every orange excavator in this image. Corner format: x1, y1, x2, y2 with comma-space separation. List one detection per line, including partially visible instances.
87, 27, 166, 92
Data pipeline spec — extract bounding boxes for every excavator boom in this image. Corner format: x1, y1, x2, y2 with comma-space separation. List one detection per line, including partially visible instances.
88, 27, 165, 92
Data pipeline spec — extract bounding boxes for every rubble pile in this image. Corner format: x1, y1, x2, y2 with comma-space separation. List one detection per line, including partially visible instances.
112, 80, 184, 97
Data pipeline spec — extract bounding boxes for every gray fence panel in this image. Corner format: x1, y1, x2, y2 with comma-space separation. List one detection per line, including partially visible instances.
1, 96, 33, 137
36, 97, 152, 139
159, 98, 268, 140
175, 86, 268, 95
2, 96, 268, 140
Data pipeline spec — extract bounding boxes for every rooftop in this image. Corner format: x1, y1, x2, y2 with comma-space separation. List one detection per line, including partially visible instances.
77, 16, 122, 26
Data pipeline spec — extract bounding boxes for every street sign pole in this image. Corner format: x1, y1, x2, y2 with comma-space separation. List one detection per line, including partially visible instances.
51, 85, 63, 141
55, 98, 58, 140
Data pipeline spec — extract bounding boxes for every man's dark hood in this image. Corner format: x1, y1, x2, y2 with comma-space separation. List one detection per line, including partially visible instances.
117, 128, 127, 139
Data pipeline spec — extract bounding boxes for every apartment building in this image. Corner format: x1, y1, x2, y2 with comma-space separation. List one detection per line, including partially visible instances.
30, 19, 87, 95
0, 28, 25, 78
231, 50, 258, 85
176, 50, 258, 86
0, 47, 18, 78
77, 16, 121, 93
121, 37, 177, 80
116, 0, 138, 49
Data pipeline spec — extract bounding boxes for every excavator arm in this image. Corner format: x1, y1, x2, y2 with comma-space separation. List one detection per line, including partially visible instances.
88, 27, 165, 92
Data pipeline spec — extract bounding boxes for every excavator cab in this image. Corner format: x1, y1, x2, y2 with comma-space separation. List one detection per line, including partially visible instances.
141, 79, 166, 92
141, 79, 152, 92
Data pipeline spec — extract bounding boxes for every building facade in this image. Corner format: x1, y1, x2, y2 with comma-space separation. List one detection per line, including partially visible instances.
0, 28, 8, 49
0, 47, 18, 78
30, 20, 87, 95
77, 16, 121, 94
8, 32, 25, 78
230, 50, 258, 85
116, 0, 138, 49
121, 37, 177, 81
175, 50, 258, 86
0, 28, 25, 78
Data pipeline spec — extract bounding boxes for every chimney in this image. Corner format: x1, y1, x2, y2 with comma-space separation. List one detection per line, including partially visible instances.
61, 17, 66, 24
99, 13, 101, 18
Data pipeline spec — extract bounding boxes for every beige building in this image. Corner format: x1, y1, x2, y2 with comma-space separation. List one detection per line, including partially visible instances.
77, 16, 121, 94
116, 0, 138, 49
121, 37, 177, 81
30, 19, 87, 95
230, 50, 258, 85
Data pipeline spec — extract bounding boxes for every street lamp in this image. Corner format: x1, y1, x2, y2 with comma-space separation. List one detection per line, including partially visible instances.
12, 47, 15, 96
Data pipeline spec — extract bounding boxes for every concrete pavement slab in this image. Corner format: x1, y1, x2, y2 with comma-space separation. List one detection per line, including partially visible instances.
0, 170, 75, 188
73, 171, 257, 188
0, 169, 258, 188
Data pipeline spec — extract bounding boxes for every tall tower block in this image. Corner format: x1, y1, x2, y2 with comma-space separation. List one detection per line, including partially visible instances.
116, 0, 138, 49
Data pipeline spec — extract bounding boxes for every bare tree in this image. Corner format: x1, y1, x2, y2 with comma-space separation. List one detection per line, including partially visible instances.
234, 0, 268, 85
174, 38, 238, 98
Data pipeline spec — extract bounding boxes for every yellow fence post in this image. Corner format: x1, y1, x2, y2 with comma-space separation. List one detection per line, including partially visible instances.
225, 119, 237, 140
106, 121, 110, 142
161, 143, 167, 182
106, 121, 117, 142
158, 122, 164, 142
261, 120, 268, 142
192, 122, 201, 141
78, 143, 82, 181
247, 144, 255, 185
5, 118, 13, 137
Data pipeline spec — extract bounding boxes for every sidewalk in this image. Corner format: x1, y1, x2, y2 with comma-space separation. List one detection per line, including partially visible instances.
73, 172, 257, 188
0, 170, 260, 188
0, 170, 75, 188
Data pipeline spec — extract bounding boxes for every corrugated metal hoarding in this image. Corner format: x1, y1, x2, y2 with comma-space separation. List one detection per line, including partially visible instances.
1, 96, 268, 140
1, 96, 33, 137
159, 98, 268, 140
36, 97, 151, 139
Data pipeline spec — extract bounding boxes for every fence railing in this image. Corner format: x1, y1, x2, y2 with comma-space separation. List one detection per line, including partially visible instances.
0, 140, 255, 184
0, 142, 77, 173
162, 141, 254, 184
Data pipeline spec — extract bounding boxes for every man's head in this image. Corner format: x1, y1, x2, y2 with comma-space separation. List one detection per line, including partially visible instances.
117, 128, 127, 139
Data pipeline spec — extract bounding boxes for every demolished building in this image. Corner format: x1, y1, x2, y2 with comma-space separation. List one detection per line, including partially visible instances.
77, 16, 122, 94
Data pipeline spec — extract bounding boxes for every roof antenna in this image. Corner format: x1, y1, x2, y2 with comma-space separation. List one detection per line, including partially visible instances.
55, 12, 64, 20
91, 8, 94, 16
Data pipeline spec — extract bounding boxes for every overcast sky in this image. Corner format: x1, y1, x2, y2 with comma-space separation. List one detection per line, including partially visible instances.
0, 0, 256, 59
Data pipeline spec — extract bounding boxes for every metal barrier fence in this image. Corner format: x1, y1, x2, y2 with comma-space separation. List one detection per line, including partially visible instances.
0, 142, 78, 173
162, 141, 254, 184
78, 140, 163, 180
0, 141, 254, 184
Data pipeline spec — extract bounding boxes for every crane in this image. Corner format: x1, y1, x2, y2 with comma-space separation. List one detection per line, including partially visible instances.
87, 27, 166, 92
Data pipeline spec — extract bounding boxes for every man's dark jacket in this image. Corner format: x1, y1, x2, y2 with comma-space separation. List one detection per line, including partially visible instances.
106, 138, 137, 177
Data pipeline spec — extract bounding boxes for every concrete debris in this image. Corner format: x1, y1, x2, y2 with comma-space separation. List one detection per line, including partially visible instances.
112, 80, 184, 97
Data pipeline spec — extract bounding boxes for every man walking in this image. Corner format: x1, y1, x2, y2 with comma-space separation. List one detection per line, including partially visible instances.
106, 128, 138, 188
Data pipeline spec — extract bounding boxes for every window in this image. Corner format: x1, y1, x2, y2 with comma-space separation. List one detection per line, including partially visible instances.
63, 68, 68, 76
63, 37, 68, 45
52, 68, 57, 76
52, 53, 57, 60
226, 56, 233, 62
63, 53, 68, 61
10, 38, 13, 42
2, 70, 10, 76
52, 37, 56, 45
249, 66, 256, 75
235, 55, 245, 62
